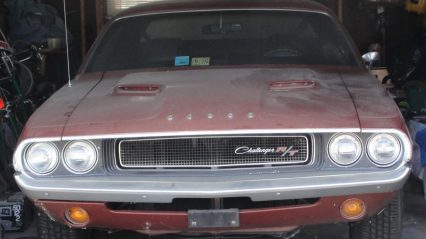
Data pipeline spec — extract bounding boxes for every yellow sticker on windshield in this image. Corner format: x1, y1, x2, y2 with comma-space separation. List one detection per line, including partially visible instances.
191, 57, 210, 66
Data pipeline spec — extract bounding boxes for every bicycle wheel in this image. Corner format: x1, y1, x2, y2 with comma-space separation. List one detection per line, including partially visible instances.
13, 61, 34, 97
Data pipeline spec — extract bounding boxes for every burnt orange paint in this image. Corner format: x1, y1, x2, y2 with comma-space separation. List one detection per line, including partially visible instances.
36, 192, 395, 235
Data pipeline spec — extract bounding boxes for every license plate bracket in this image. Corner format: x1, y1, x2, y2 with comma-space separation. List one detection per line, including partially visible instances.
188, 209, 240, 228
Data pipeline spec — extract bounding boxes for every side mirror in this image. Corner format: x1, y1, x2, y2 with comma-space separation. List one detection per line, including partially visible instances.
362, 51, 380, 70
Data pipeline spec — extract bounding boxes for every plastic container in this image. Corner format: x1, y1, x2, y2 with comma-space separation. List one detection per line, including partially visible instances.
406, 0, 426, 14
405, 83, 426, 114
0, 193, 26, 231
417, 129, 426, 167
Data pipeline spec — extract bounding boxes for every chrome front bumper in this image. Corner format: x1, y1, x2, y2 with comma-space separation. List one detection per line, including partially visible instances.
15, 164, 410, 203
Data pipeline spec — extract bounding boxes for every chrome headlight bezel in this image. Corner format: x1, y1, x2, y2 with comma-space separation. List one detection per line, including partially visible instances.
63, 140, 98, 174
24, 142, 60, 175
328, 134, 363, 166
367, 134, 402, 167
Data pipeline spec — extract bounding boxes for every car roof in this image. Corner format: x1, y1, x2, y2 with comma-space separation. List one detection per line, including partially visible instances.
115, 0, 333, 20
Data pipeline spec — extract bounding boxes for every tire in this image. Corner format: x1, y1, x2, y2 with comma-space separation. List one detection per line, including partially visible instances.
349, 191, 403, 239
37, 212, 92, 239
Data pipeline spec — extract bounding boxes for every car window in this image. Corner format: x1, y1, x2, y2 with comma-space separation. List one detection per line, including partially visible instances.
85, 11, 359, 72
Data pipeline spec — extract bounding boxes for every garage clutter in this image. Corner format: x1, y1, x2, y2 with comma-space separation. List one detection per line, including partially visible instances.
406, 0, 426, 13
0, 0, 70, 234
410, 121, 426, 198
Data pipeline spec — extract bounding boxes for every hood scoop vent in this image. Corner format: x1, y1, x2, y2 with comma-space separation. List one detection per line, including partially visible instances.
113, 84, 162, 96
269, 80, 316, 92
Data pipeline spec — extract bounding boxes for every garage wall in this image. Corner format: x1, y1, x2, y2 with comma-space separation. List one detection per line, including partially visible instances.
0, 0, 8, 34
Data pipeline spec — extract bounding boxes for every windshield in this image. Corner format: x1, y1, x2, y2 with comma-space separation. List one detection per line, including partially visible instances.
85, 10, 359, 72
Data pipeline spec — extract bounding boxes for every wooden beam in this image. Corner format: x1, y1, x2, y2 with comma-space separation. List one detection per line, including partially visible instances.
338, 0, 343, 23
95, 0, 106, 34
80, 0, 86, 58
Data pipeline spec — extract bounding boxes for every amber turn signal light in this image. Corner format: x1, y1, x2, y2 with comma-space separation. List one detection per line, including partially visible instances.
65, 207, 90, 225
0, 98, 5, 110
340, 198, 366, 220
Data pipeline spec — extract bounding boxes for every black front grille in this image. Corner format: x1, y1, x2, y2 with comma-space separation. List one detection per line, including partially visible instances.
107, 197, 319, 212
117, 135, 311, 169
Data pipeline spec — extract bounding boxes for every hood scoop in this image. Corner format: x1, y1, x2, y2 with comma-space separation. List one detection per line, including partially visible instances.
269, 80, 316, 92
113, 84, 162, 96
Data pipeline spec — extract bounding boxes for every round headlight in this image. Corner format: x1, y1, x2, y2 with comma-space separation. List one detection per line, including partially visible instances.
367, 134, 401, 166
64, 141, 97, 173
25, 142, 59, 175
329, 134, 362, 166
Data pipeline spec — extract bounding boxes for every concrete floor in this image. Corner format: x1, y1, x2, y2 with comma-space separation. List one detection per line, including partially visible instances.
5, 178, 426, 239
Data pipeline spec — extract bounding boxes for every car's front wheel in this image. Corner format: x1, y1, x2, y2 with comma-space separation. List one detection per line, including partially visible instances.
349, 191, 403, 239
38, 212, 92, 239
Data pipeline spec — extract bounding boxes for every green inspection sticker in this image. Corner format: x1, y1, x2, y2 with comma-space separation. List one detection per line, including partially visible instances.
191, 57, 210, 66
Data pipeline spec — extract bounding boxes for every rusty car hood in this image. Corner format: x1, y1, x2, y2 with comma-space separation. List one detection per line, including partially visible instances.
56, 67, 364, 137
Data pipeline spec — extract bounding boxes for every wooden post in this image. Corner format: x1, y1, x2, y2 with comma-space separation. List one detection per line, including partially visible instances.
338, 0, 343, 23
80, 0, 86, 58
95, 0, 106, 34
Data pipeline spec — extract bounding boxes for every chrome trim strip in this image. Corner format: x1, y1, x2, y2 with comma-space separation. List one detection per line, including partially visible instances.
23, 142, 60, 176
114, 9, 333, 22
117, 135, 311, 169
13, 137, 61, 173
15, 165, 410, 203
14, 129, 411, 203
14, 129, 411, 172
60, 128, 361, 141
327, 133, 363, 167
365, 134, 402, 168
362, 129, 412, 164
62, 140, 99, 174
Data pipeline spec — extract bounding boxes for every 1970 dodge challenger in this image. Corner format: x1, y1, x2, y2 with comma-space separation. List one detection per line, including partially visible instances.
13, 0, 411, 238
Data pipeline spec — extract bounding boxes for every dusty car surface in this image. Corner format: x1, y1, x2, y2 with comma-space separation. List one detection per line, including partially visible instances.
13, 0, 411, 238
